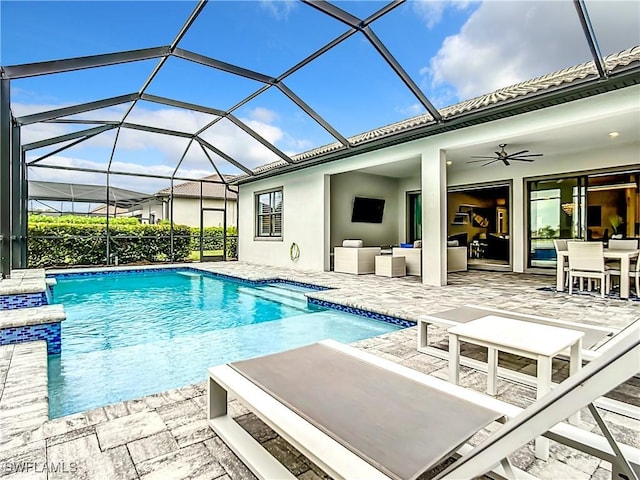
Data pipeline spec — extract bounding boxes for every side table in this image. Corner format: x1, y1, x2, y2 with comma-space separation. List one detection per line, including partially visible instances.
448, 315, 583, 460
374, 255, 406, 277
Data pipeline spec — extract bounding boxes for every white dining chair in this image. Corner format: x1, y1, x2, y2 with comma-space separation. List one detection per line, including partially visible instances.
608, 239, 639, 250
567, 241, 611, 298
553, 239, 569, 288
609, 252, 640, 297
606, 239, 639, 271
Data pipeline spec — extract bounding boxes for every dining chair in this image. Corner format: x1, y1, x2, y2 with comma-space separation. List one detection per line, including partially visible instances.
606, 239, 639, 271
608, 239, 639, 250
567, 241, 611, 298
553, 239, 569, 288
609, 252, 640, 297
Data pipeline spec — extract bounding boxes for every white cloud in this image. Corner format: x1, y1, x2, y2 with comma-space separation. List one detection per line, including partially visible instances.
260, 0, 297, 21
16, 98, 311, 175
425, 1, 640, 104
248, 106, 279, 124
412, 0, 474, 29
27, 154, 214, 194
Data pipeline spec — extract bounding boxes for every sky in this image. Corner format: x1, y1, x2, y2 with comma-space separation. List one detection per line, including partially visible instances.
1, 0, 639, 198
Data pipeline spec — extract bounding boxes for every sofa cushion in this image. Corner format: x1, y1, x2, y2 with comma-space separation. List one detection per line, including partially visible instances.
342, 239, 364, 248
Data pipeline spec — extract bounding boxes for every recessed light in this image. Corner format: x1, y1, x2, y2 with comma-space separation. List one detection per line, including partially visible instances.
609, 131, 620, 138
446, 160, 453, 166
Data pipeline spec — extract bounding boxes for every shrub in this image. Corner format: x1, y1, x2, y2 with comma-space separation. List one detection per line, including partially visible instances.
29, 214, 138, 225
189, 226, 238, 258
28, 222, 192, 268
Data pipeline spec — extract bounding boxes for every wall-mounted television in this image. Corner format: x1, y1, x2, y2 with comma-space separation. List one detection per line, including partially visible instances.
351, 196, 385, 223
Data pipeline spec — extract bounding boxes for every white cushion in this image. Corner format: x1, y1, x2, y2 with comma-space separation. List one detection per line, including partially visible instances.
342, 239, 364, 248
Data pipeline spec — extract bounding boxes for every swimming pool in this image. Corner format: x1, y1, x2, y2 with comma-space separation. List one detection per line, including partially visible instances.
49, 269, 402, 418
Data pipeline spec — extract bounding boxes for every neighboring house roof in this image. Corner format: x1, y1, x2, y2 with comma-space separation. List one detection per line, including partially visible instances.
90, 205, 130, 215
155, 174, 238, 200
236, 46, 640, 183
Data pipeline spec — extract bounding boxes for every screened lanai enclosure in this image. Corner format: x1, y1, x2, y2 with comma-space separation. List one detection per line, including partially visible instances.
1, 0, 639, 277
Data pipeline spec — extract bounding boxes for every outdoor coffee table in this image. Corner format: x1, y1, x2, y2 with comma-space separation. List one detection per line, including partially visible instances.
448, 315, 584, 460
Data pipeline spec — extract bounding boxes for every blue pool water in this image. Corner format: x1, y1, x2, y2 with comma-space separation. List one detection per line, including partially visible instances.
49, 269, 401, 418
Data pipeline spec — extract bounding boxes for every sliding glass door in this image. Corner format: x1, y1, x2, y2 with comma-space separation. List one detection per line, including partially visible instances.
528, 177, 585, 268
408, 192, 422, 243
527, 169, 639, 269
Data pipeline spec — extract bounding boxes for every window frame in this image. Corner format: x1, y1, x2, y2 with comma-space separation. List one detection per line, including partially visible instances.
254, 187, 283, 240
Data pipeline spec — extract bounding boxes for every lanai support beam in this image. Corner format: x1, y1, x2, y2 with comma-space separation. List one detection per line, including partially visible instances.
11, 125, 26, 268
573, 0, 608, 79
2, 47, 171, 80
0, 79, 12, 278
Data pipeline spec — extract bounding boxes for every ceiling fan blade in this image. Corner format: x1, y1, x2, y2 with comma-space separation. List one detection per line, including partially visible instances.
511, 153, 544, 158
470, 156, 498, 159
502, 158, 510, 166
468, 159, 496, 163
482, 159, 500, 167
510, 158, 535, 162
507, 150, 528, 157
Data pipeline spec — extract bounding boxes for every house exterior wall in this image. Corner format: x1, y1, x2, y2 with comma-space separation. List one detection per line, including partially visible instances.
137, 198, 237, 228
238, 85, 639, 285
329, 171, 400, 249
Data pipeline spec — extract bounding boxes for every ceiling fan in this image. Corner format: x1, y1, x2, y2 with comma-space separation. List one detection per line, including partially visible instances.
468, 143, 543, 166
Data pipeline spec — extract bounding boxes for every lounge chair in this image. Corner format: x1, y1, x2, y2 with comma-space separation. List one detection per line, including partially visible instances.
417, 304, 636, 418
207, 323, 640, 480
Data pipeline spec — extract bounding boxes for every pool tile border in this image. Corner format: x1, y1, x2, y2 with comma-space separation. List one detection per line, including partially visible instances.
0, 291, 48, 310
0, 321, 61, 354
307, 298, 416, 328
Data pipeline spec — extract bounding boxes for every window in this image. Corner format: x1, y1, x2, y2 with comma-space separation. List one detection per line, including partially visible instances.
255, 188, 283, 238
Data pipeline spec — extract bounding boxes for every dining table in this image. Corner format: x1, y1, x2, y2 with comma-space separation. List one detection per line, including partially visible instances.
556, 248, 639, 299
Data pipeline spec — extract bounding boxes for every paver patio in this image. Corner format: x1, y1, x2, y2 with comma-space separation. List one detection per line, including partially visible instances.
0, 263, 638, 479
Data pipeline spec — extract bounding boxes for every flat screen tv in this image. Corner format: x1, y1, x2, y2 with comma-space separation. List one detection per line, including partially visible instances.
351, 196, 385, 223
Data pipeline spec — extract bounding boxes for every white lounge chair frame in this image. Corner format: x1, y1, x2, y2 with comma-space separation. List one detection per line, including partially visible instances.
208, 328, 640, 480
417, 304, 638, 419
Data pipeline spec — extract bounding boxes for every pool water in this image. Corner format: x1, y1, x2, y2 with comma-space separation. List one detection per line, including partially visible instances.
49, 269, 401, 418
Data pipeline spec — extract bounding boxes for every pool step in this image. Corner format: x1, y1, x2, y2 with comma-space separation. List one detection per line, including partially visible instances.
259, 284, 310, 302
237, 286, 309, 311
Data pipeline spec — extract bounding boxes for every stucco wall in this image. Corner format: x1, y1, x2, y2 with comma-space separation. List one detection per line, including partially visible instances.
138, 198, 237, 227
238, 173, 327, 270
329, 171, 400, 249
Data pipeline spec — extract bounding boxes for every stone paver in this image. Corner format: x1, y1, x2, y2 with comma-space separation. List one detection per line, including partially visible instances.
135, 442, 225, 480
47, 434, 137, 480
0, 341, 48, 450
0, 263, 638, 479
95, 411, 167, 450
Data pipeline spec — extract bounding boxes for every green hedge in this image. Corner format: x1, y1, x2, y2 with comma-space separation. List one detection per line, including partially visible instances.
28, 214, 138, 225
28, 223, 192, 268
190, 226, 238, 258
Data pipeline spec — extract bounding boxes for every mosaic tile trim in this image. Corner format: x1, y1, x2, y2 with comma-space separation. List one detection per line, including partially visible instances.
49, 266, 179, 279
0, 292, 48, 310
0, 321, 61, 354
269, 278, 329, 291
308, 298, 415, 328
